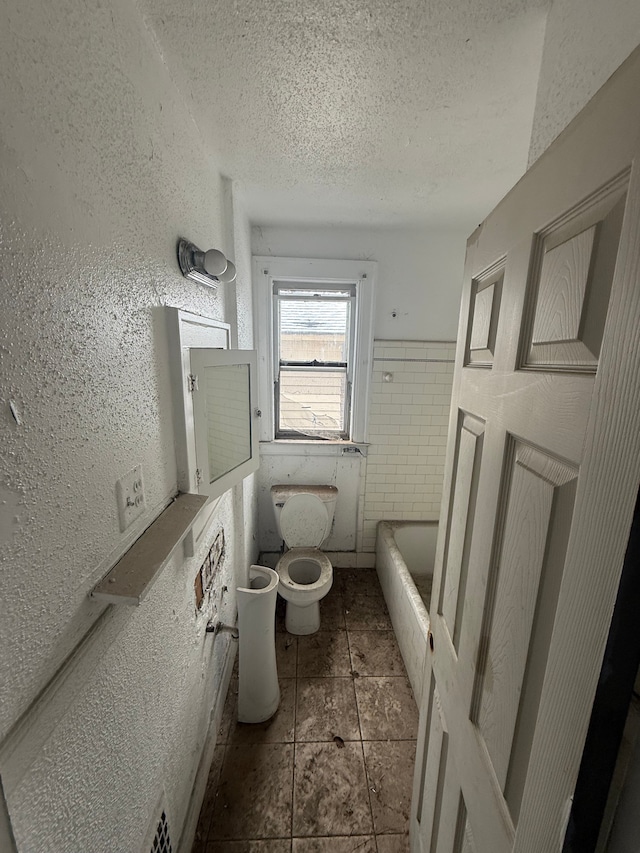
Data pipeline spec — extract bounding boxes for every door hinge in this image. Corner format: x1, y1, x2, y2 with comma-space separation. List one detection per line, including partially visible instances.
195, 468, 202, 487
188, 374, 199, 393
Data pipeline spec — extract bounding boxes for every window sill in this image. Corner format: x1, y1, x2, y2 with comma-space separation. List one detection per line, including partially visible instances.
259, 439, 369, 457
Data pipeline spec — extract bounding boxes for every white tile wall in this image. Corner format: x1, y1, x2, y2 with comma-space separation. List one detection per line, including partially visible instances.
360, 340, 456, 551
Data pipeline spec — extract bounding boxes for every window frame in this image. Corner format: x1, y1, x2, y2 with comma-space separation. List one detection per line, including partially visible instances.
253, 257, 377, 445
273, 281, 356, 440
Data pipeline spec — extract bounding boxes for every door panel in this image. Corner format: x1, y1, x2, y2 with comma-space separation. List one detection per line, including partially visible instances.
411, 47, 640, 853
467, 262, 505, 367
524, 177, 628, 372
439, 413, 485, 652
472, 442, 578, 799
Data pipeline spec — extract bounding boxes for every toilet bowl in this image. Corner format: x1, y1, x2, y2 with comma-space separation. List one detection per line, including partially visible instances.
270, 486, 338, 635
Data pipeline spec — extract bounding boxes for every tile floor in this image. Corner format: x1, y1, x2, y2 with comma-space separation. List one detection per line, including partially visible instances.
192, 567, 419, 853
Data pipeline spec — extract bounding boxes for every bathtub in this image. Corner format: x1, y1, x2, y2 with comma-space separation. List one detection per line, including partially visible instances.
375, 521, 438, 702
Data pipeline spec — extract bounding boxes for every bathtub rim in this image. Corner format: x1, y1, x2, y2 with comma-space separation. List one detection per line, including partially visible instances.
376, 519, 434, 642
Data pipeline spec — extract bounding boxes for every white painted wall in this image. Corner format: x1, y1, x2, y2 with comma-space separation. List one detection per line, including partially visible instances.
528, 0, 640, 165
0, 1, 256, 850
251, 225, 467, 341
230, 192, 260, 577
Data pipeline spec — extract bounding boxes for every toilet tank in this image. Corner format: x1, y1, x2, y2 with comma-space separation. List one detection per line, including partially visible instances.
270, 485, 338, 543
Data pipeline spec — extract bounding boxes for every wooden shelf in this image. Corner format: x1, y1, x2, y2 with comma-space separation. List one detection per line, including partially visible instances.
92, 493, 208, 605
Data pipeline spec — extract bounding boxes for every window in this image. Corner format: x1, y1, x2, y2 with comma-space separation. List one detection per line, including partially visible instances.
253, 257, 376, 444
273, 282, 355, 439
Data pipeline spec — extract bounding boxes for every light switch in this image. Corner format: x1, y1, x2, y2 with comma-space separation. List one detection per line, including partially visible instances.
116, 465, 146, 532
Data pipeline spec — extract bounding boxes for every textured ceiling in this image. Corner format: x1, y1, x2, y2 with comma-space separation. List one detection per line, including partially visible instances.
139, 0, 550, 228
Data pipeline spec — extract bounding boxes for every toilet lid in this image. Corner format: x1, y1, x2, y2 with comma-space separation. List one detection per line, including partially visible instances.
280, 493, 329, 548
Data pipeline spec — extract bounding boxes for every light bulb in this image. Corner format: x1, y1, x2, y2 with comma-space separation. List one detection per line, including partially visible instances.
202, 249, 227, 276
216, 260, 236, 283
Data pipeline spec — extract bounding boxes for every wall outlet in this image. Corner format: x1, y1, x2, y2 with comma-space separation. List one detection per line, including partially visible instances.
116, 464, 146, 532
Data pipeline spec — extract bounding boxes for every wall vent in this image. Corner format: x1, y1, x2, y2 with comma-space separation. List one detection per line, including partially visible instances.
151, 810, 172, 853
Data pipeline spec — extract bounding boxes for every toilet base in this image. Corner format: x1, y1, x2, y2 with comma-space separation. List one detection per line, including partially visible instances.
285, 600, 320, 635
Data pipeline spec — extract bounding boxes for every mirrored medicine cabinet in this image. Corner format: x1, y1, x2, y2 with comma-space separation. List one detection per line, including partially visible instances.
166, 308, 260, 553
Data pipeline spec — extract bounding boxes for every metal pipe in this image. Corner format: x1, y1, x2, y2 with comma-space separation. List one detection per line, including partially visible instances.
205, 619, 238, 639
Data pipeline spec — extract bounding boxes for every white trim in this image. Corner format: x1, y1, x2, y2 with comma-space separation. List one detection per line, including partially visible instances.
252, 256, 376, 445
177, 639, 237, 853
166, 308, 231, 555
165, 308, 231, 494
259, 440, 368, 457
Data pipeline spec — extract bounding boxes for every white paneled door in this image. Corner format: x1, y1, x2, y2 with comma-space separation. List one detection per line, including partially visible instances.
411, 48, 640, 853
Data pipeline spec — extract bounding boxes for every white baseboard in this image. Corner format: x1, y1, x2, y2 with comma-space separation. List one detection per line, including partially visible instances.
177, 637, 237, 853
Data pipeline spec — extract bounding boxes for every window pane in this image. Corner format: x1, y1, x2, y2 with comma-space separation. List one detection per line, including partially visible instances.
278, 369, 347, 435
279, 298, 350, 362
276, 286, 353, 298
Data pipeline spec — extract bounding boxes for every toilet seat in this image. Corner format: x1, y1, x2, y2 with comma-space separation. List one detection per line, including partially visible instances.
277, 547, 332, 591
279, 493, 329, 548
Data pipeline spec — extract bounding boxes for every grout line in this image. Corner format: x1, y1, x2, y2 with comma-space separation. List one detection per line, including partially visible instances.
344, 625, 375, 842
359, 725, 378, 843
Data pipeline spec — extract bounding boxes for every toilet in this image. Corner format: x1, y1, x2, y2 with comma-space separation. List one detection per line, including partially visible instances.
270, 485, 338, 635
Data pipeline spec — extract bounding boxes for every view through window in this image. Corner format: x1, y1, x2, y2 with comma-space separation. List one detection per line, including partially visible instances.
273, 283, 356, 439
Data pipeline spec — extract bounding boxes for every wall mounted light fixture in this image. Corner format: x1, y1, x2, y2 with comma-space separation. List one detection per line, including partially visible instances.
177, 238, 237, 288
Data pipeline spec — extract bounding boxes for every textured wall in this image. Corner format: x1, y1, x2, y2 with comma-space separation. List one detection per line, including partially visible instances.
528, 0, 640, 164
0, 0, 252, 849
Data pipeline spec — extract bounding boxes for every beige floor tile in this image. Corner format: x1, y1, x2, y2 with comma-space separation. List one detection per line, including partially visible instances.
229, 678, 296, 744
293, 742, 373, 837
374, 834, 410, 853
276, 633, 298, 678
344, 595, 392, 632
292, 836, 376, 852
354, 677, 418, 741
363, 740, 416, 834
208, 841, 292, 853
348, 632, 406, 678
295, 677, 360, 742
338, 568, 383, 598
341, 569, 382, 606
211, 743, 294, 839
318, 592, 346, 630
297, 631, 351, 677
